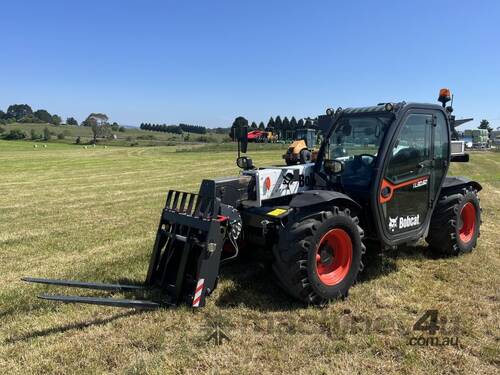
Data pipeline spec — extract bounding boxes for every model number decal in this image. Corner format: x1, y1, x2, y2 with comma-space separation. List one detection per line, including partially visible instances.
413, 178, 428, 189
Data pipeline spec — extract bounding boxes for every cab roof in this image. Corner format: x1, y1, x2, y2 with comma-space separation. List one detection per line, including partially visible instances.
342, 102, 444, 115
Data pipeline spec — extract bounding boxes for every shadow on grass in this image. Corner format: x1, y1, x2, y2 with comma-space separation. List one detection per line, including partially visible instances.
6, 243, 441, 332
5, 310, 143, 344
216, 242, 438, 310
360, 242, 442, 282
216, 259, 303, 311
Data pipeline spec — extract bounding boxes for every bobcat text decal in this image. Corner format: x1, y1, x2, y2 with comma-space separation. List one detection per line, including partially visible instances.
388, 215, 420, 232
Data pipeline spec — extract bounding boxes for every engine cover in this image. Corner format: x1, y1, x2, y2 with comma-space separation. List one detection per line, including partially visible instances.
242, 163, 315, 207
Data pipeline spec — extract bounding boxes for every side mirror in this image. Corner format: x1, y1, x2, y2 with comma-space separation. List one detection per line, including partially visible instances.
232, 117, 249, 154
236, 156, 254, 170
324, 159, 344, 175
240, 130, 248, 153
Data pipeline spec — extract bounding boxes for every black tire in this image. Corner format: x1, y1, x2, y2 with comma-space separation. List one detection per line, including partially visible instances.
299, 149, 312, 164
426, 186, 481, 256
272, 207, 365, 305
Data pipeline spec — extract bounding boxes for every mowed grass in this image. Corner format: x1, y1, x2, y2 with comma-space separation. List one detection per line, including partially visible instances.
0, 141, 498, 374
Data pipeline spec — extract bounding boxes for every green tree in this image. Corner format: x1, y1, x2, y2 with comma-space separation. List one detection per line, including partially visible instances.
5, 129, 27, 140
19, 115, 39, 123
6, 104, 33, 120
266, 117, 275, 131
43, 127, 52, 140
51, 114, 62, 125
479, 119, 493, 136
274, 116, 282, 138
66, 117, 78, 126
82, 113, 110, 142
30, 129, 41, 140
34, 109, 53, 123
250, 121, 258, 129
297, 118, 305, 128
0, 110, 5, 119
290, 116, 297, 130
258, 121, 265, 130
274, 116, 282, 128
282, 117, 290, 137
82, 113, 108, 126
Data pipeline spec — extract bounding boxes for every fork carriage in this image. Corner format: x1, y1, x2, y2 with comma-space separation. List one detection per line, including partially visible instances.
25, 187, 242, 308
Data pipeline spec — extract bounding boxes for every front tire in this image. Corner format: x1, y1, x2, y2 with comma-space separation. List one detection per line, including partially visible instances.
426, 186, 481, 256
299, 149, 312, 164
272, 207, 365, 305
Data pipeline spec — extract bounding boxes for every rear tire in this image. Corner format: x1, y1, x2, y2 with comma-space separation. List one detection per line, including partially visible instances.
426, 186, 481, 256
272, 207, 365, 305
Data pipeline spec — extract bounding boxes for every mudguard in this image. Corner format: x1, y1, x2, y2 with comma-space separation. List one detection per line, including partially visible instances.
289, 190, 361, 213
440, 176, 482, 194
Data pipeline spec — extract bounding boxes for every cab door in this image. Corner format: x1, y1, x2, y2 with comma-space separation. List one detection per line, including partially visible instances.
377, 111, 434, 241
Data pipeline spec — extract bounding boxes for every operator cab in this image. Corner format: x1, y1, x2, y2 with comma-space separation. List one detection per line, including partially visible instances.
232, 89, 472, 247
315, 101, 452, 244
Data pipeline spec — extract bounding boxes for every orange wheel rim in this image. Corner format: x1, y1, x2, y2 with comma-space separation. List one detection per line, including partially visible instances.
315, 228, 353, 286
459, 202, 476, 243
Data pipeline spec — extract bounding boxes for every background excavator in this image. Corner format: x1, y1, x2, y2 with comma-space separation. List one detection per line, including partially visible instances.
283, 128, 317, 165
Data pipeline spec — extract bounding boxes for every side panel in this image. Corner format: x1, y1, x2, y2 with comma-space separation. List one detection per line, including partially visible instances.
242, 164, 315, 207
372, 106, 451, 246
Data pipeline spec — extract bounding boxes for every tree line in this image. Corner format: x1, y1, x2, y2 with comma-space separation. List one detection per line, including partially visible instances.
0, 105, 127, 143
0, 104, 69, 125
230, 115, 316, 139
0, 104, 125, 131
140, 123, 207, 134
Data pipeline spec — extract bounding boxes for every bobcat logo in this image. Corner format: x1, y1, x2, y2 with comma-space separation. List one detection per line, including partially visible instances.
388, 216, 398, 232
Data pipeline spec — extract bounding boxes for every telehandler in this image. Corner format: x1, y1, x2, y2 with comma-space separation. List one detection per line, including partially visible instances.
24, 89, 481, 307
283, 128, 317, 165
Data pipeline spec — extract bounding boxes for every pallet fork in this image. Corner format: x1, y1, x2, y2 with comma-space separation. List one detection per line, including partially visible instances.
24, 188, 242, 309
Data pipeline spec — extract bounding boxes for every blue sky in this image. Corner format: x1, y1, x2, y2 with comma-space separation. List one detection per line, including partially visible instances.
1, 1, 499, 129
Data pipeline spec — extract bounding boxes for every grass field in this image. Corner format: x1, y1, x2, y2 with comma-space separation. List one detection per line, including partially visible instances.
0, 141, 498, 374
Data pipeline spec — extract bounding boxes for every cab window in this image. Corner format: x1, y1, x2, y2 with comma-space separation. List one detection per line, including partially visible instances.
386, 114, 432, 183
